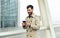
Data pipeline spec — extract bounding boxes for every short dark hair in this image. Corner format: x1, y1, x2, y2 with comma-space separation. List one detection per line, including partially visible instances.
27, 5, 33, 9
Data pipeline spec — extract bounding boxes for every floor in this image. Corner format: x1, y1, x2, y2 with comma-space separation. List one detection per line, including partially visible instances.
0, 27, 60, 38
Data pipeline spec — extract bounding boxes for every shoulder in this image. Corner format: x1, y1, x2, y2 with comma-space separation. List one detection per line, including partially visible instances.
35, 15, 41, 20
25, 16, 29, 19
35, 15, 39, 18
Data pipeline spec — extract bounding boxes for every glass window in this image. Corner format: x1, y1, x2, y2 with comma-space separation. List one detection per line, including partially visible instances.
0, 0, 18, 28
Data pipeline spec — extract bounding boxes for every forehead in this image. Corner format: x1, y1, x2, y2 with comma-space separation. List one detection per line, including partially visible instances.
27, 7, 33, 10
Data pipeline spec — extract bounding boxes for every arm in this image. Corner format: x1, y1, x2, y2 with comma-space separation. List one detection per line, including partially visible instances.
30, 16, 40, 30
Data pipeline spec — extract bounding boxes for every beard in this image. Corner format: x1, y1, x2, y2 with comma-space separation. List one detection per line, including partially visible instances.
28, 12, 32, 16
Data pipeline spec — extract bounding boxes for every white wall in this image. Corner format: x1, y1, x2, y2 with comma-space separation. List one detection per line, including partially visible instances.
48, 0, 60, 24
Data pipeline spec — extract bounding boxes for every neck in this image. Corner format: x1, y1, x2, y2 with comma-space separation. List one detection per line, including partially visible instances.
29, 14, 32, 16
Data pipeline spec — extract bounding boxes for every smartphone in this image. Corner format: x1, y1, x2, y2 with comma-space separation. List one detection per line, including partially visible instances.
22, 21, 26, 29
22, 21, 26, 26
23, 21, 26, 23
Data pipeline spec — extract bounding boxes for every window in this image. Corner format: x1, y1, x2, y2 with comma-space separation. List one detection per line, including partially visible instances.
0, 0, 18, 28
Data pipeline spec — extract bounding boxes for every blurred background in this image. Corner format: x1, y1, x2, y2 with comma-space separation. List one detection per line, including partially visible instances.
0, 0, 60, 38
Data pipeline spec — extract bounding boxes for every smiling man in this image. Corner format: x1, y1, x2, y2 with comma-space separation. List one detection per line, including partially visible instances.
22, 5, 40, 38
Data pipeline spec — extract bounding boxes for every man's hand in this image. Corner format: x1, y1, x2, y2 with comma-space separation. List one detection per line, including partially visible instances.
22, 23, 26, 26
26, 22, 31, 26
22, 22, 30, 27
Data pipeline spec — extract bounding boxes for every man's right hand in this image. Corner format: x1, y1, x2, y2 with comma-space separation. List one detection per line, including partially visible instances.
22, 23, 27, 29
22, 23, 26, 26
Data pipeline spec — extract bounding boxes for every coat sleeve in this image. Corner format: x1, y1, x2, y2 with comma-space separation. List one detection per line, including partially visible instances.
30, 16, 40, 30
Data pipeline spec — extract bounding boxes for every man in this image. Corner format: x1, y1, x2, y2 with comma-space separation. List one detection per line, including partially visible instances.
22, 5, 40, 38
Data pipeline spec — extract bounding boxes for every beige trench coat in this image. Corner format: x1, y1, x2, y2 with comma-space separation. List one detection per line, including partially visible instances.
23, 14, 40, 38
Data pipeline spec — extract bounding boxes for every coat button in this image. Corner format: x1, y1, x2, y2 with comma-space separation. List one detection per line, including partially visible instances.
26, 30, 28, 32
27, 35, 28, 36
30, 35, 32, 37
30, 30, 32, 32
35, 24, 37, 25
31, 21, 32, 22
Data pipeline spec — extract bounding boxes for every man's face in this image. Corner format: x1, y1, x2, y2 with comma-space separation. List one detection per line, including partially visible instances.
27, 7, 33, 15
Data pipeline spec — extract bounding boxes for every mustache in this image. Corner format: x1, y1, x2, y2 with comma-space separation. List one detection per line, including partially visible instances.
28, 12, 32, 15
28, 12, 32, 13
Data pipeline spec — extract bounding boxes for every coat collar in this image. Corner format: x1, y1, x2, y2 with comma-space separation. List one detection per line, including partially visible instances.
31, 13, 35, 17
28, 13, 35, 18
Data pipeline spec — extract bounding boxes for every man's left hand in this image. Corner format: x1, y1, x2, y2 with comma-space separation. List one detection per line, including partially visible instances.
26, 22, 30, 27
